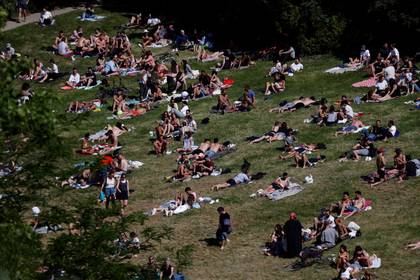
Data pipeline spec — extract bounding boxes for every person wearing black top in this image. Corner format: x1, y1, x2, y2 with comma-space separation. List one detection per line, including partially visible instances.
283, 212, 303, 258
159, 258, 174, 280
216, 207, 232, 250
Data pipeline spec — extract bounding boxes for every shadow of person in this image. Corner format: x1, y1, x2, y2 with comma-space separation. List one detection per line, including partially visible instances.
199, 237, 219, 247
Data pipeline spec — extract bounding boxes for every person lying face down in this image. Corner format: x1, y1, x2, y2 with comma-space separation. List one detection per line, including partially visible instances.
269, 96, 317, 113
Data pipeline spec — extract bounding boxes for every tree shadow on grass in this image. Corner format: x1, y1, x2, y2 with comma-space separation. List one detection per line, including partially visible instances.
199, 237, 219, 247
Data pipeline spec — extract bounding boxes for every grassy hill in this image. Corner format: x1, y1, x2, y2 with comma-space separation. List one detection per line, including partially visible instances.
1, 9, 419, 279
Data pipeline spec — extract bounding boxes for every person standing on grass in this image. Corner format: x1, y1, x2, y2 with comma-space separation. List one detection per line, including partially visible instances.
116, 173, 129, 215
216, 207, 232, 250
283, 212, 303, 258
16, 0, 29, 23
102, 171, 116, 209
370, 147, 386, 187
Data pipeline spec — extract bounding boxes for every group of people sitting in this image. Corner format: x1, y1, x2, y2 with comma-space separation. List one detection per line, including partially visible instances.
152, 103, 197, 155
264, 58, 304, 95
265, 190, 376, 279
212, 85, 256, 113
305, 96, 355, 127
355, 43, 419, 101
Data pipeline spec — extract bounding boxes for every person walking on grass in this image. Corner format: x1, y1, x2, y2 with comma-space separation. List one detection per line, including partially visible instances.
116, 173, 129, 215
216, 207, 232, 250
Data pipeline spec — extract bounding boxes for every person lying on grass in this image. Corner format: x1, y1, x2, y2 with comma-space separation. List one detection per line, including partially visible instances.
279, 143, 326, 161
61, 167, 92, 188
406, 241, 420, 250
339, 246, 379, 280
294, 153, 326, 168
150, 187, 206, 216
335, 116, 367, 136
211, 168, 250, 191
338, 138, 376, 162
249, 121, 289, 143
269, 96, 317, 113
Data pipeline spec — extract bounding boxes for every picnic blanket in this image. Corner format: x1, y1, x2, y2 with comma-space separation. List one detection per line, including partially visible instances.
353, 125, 370, 134
252, 182, 304, 201
107, 108, 146, 120
79, 15, 106, 21
340, 257, 381, 279
325, 64, 363, 74
343, 200, 373, 215
352, 77, 376, 88
76, 144, 121, 155
75, 80, 102, 90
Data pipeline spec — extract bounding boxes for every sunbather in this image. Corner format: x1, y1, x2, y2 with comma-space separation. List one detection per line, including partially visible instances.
269, 96, 317, 113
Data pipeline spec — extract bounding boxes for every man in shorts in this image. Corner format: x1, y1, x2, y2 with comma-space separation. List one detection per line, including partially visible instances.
17, 0, 29, 23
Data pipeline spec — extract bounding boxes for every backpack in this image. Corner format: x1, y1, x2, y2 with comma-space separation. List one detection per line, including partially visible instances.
406, 159, 420, 177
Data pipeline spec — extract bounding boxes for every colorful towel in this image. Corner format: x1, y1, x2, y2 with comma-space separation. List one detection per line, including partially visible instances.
352, 77, 376, 88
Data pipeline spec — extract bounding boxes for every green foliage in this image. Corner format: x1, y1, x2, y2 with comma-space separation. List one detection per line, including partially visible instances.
0, 222, 42, 280
174, 245, 195, 273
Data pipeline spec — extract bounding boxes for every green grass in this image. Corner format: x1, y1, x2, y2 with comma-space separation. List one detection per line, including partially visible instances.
1, 9, 420, 279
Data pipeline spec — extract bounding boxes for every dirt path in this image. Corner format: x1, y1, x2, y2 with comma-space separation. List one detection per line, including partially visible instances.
2, 7, 79, 32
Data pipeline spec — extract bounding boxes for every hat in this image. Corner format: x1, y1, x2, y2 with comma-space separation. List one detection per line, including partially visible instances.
143, 29, 149, 33
377, 147, 385, 153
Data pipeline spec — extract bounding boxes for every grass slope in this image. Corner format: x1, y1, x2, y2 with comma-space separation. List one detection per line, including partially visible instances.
1, 9, 419, 280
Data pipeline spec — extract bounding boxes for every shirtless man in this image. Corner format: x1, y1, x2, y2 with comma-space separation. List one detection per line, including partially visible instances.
217, 89, 233, 112
106, 130, 118, 148
370, 147, 386, 187
269, 96, 316, 113
335, 117, 367, 136
205, 138, 224, 159
199, 139, 211, 153
263, 172, 290, 195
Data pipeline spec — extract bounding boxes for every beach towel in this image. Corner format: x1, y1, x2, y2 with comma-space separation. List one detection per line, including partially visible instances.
352, 77, 376, 88
75, 80, 102, 90
79, 15, 106, 21
353, 126, 370, 134
325, 64, 362, 74
107, 109, 146, 120
267, 183, 304, 201
76, 144, 121, 155
343, 200, 373, 215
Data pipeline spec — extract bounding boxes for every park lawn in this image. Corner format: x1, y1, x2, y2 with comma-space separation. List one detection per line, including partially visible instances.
1, 9, 420, 280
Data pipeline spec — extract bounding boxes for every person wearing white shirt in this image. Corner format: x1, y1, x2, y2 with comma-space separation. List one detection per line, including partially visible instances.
344, 104, 354, 119
383, 61, 395, 81
387, 43, 400, 60
39, 8, 55, 26
375, 75, 388, 93
278, 46, 295, 62
359, 45, 370, 65
66, 68, 80, 87
387, 120, 397, 137
290, 59, 304, 72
